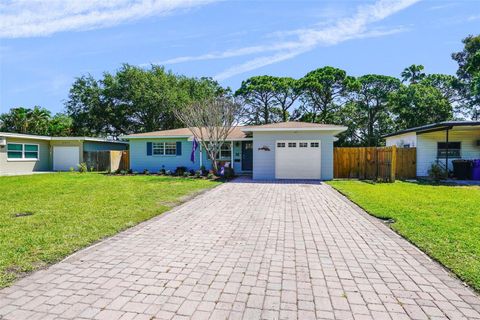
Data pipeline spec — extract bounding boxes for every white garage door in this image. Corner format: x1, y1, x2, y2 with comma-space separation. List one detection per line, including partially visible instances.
275, 140, 321, 179
53, 146, 80, 171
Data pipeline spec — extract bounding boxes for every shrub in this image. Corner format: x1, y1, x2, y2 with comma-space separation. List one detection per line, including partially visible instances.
165, 170, 172, 175
127, 169, 133, 174
183, 171, 191, 177
195, 170, 202, 178
69, 167, 75, 173
428, 163, 447, 182
159, 168, 166, 175
223, 167, 235, 179
175, 166, 187, 176
78, 162, 88, 173
207, 173, 215, 180
143, 169, 150, 175
120, 170, 127, 175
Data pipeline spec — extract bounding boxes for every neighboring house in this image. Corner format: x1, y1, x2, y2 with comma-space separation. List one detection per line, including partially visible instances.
123, 121, 347, 180
384, 121, 480, 177
0, 132, 128, 175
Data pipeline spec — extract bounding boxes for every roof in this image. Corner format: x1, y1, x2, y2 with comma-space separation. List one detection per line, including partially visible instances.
124, 122, 347, 139
243, 121, 347, 132
0, 132, 127, 144
123, 127, 248, 140
383, 121, 480, 138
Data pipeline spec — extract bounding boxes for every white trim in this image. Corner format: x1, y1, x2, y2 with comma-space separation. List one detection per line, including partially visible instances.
151, 141, 177, 156
6, 142, 40, 161
0, 132, 127, 144
124, 135, 191, 139
242, 127, 347, 133
1, 132, 51, 140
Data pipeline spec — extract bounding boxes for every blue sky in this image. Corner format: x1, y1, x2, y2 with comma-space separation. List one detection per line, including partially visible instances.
0, 0, 479, 114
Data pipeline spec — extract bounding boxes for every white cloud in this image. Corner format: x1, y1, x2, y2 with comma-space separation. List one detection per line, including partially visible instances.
0, 0, 217, 38
160, 0, 420, 80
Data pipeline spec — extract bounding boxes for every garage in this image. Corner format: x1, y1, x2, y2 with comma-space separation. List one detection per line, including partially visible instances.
275, 140, 321, 179
53, 146, 80, 171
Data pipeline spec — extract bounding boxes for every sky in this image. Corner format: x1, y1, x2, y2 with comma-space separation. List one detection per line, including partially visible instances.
0, 0, 479, 114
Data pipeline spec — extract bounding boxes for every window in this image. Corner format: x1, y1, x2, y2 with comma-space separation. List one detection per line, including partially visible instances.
310, 142, 319, 148
277, 142, 285, 148
7, 143, 39, 160
299, 142, 308, 148
219, 142, 232, 160
437, 142, 461, 158
403, 144, 410, 148
152, 142, 176, 156
288, 142, 296, 148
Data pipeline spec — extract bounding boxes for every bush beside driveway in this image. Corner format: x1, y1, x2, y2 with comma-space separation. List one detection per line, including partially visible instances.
0, 173, 220, 287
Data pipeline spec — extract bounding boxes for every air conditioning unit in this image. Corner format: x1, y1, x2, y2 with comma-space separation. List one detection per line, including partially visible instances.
0, 137, 6, 147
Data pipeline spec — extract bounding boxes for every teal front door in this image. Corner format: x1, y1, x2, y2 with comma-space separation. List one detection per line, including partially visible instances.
241, 141, 253, 171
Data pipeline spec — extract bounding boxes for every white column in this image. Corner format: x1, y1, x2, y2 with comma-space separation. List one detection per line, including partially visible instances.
199, 144, 203, 167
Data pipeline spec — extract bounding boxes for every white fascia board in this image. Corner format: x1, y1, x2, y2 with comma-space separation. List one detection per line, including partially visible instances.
241, 127, 348, 133
122, 135, 192, 140
0, 132, 52, 140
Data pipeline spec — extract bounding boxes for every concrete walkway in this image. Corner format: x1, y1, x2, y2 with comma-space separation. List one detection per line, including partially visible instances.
0, 179, 479, 320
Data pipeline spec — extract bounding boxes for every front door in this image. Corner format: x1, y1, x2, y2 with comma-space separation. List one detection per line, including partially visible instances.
241, 141, 253, 171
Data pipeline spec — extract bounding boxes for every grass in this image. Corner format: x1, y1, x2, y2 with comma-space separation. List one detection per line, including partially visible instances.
0, 173, 220, 288
327, 180, 480, 292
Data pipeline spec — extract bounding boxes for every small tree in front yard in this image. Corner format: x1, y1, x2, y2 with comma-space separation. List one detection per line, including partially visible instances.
174, 96, 244, 173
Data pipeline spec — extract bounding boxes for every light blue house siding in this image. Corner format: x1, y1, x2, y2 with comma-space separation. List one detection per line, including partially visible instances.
129, 138, 244, 173
252, 131, 336, 180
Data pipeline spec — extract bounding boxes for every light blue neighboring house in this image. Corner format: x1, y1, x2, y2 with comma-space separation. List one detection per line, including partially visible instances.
123, 121, 347, 180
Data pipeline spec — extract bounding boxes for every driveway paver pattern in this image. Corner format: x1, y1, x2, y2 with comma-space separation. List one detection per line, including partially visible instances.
0, 179, 479, 320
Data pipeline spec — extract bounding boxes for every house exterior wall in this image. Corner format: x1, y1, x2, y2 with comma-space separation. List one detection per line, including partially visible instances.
252, 131, 336, 180
0, 137, 50, 173
83, 141, 128, 152
129, 138, 247, 173
416, 129, 480, 176
385, 132, 417, 148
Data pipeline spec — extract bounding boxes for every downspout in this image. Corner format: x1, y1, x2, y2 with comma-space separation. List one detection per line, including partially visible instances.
445, 128, 449, 175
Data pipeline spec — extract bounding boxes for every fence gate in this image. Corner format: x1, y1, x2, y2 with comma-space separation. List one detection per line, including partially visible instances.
334, 146, 416, 182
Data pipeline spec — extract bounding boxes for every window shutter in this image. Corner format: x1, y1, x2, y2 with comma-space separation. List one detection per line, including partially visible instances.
147, 142, 152, 156
176, 142, 182, 156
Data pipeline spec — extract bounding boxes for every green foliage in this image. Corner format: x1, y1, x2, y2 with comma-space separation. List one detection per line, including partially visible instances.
401, 64, 426, 84
340, 75, 401, 146
328, 181, 480, 292
389, 83, 453, 130
65, 64, 225, 137
235, 75, 283, 124
297, 66, 358, 123
78, 162, 88, 173
452, 34, 480, 119
0, 106, 72, 136
428, 163, 448, 182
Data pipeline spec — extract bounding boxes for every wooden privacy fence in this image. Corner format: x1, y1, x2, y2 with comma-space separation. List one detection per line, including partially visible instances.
334, 146, 416, 182
83, 150, 130, 172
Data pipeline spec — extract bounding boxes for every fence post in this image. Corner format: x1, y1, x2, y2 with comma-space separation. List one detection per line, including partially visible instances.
390, 145, 397, 182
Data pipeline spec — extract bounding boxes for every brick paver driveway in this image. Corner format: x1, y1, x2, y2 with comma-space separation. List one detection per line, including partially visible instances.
1, 179, 479, 320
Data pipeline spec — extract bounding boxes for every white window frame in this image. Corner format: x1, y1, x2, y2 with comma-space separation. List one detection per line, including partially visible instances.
152, 142, 177, 156
7, 143, 40, 161
219, 142, 232, 160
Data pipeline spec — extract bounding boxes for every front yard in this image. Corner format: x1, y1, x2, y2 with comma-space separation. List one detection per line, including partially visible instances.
328, 180, 480, 292
0, 173, 220, 288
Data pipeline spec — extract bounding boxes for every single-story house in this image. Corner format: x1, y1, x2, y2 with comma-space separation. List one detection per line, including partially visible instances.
384, 121, 480, 177
123, 121, 347, 180
0, 132, 128, 175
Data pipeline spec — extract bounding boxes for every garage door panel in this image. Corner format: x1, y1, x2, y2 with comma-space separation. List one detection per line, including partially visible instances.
275, 140, 321, 179
53, 147, 80, 171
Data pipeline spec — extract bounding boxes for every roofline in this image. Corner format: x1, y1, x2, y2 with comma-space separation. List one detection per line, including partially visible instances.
382, 121, 480, 138
241, 127, 348, 133
122, 135, 192, 139
0, 132, 126, 144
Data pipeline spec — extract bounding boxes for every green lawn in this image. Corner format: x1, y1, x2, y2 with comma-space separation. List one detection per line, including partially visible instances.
327, 180, 480, 292
0, 173, 220, 288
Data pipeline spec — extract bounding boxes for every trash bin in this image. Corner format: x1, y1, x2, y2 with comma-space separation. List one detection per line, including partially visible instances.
472, 159, 480, 180
452, 160, 473, 179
